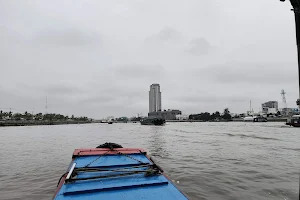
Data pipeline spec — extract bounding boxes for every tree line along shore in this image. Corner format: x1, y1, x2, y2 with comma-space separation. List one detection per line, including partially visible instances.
0, 110, 91, 126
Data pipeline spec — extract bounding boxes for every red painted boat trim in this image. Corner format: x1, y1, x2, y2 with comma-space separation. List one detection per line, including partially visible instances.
53, 160, 75, 199
53, 175, 66, 199
72, 148, 146, 157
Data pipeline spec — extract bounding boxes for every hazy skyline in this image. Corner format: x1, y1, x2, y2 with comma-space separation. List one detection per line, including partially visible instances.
0, 0, 299, 118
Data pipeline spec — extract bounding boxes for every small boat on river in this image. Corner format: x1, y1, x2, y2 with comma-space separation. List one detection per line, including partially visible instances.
253, 116, 268, 122
243, 116, 267, 122
140, 117, 165, 125
286, 115, 300, 127
53, 143, 189, 200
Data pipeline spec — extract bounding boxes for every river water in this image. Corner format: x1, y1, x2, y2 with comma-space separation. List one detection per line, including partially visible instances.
0, 122, 299, 200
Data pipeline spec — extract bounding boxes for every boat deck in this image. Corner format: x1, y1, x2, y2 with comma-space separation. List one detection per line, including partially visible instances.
54, 148, 188, 200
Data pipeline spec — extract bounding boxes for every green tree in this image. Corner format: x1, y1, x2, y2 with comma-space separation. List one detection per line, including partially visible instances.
23, 111, 33, 120
35, 113, 43, 120
201, 112, 211, 121
210, 111, 221, 121
13, 113, 22, 120
189, 112, 211, 121
222, 108, 232, 120
131, 116, 141, 121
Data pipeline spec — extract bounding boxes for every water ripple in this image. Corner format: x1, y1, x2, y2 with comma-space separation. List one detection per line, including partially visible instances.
226, 133, 279, 141
0, 122, 299, 200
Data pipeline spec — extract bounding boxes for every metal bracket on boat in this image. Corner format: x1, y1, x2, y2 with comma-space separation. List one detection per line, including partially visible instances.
65, 163, 76, 183
139, 150, 147, 155
149, 157, 164, 173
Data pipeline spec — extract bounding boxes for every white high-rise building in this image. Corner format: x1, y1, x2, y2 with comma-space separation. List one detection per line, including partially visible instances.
149, 84, 161, 113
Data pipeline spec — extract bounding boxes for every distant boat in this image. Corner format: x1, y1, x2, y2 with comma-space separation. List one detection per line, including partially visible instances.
243, 116, 254, 122
286, 115, 300, 127
253, 116, 267, 122
53, 143, 189, 200
243, 116, 267, 122
108, 121, 113, 124
140, 117, 165, 126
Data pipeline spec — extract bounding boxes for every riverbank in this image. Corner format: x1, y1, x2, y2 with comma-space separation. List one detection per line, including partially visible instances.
0, 117, 288, 126
232, 118, 287, 122
0, 120, 92, 127
166, 118, 288, 122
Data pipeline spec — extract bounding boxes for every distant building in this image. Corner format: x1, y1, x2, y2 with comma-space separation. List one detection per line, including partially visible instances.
262, 101, 278, 114
148, 109, 182, 120
176, 114, 189, 120
149, 84, 161, 113
246, 111, 255, 116
281, 108, 299, 116
106, 116, 114, 120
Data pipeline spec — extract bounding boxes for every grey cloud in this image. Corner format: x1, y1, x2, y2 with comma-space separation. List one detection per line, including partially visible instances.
79, 95, 116, 104
205, 62, 297, 85
0, 89, 47, 113
0, 0, 298, 118
78, 94, 143, 111
144, 27, 183, 44
44, 84, 84, 95
76, 81, 147, 109
8, 83, 86, 98
186, 38, 214, 55
178, 96, 251, 104
113, 64, 165, 80
32, 28, 102, 46
78, 87, 145, 105
88, 83, 146, 99
153, 27, 183, 41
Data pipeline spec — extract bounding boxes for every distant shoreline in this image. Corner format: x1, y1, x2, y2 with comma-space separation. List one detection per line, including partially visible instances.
0, 120, 92, 127
166, 118, 287, 122
0, 118, 288, 127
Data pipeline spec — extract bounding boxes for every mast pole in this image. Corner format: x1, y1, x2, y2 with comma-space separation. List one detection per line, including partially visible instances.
282, 0, 300, 109
292, 4, 300, 109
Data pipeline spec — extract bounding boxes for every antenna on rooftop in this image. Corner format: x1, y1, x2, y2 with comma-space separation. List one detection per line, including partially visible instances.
45, 96, 48, 114
281, 89, 287, 109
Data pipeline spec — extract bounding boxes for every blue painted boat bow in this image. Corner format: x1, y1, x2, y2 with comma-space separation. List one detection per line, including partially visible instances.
54, 147, 189, 200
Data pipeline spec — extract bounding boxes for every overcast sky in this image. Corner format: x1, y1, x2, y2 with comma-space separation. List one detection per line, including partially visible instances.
0, 0, 298, 118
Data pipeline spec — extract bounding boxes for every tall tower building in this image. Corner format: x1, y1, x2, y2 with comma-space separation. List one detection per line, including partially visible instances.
149, 84, 161, 113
